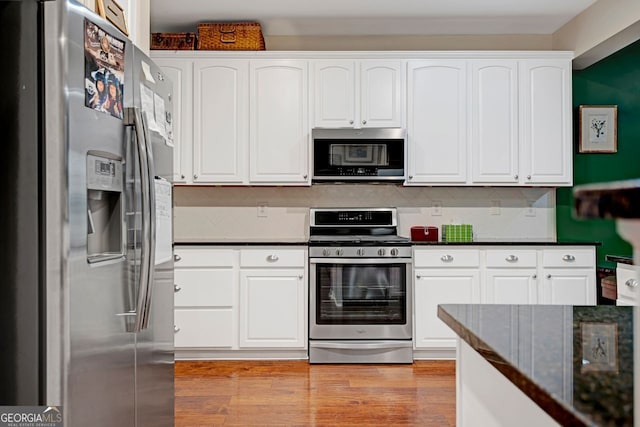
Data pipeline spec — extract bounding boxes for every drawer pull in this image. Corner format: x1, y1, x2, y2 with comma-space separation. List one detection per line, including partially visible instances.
562, 254, 575, 262
174, 254, 182, 262
174, 326, 180, 333
174, 284, 181, 292
441, 255, 453, 263
505, 255, 518, 262
267, 255, 279, 262
625, 279, 639, 288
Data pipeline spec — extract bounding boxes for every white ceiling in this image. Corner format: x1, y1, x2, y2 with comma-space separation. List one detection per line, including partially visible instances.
150, 0, 599, 36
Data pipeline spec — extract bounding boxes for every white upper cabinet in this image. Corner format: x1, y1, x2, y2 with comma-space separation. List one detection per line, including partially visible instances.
313, 60, 403, 128
406, 60, 468, 184
193, 59, 249, 184
249, 60, 309, 184
153, 57, 192, 184
470, 60, 519, 184
519, 59, 572, 186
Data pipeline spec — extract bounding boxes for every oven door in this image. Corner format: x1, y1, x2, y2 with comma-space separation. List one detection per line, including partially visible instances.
309, 257, 412, 340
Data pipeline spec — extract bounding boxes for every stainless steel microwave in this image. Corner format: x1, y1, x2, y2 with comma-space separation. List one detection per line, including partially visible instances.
312, 128, 406, 182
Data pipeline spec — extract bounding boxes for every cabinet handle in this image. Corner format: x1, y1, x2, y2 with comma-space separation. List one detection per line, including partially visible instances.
174, 326, 180, 333
174, 284, 181, 292
174, 254, 182, 262
547, 274, 552, 279
625, 279, 639, 288
505, 255, 518, 262
267, 255, 279, 262
562, 254, 575, 262
362, 120, 367, 125
441, 255, 453, 263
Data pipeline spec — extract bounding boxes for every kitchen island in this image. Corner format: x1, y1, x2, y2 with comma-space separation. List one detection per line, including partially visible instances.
438, 304, 634, 426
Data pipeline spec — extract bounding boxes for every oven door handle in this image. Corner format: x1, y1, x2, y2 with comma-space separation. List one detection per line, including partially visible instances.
309, 258, 411, 265
311, 341, 413, 350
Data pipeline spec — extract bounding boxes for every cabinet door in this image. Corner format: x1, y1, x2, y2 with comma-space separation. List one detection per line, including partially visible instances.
314, 61, 356, 128
484, 269, 538, 304
153, 57, 192, 184
471, 60, 519, 184
239, 269, 306, 348
193, 59, 249, 184
519, 59, 572, 186
174, 309, 234, 348
360, 61, 403, 128
250, 60, 309, 184
407, 60, 468, 184
414, 268, 480, 349
540, 268, 596, 305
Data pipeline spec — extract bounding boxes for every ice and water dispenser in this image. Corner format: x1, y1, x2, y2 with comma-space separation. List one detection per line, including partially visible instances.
86, 153, 124, 263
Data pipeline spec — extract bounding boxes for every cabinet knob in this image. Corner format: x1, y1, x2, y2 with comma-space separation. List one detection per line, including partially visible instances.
416, 275, 422, 279
527, 175, 531, 180
562, 254, 575, 262
547, 274, 552, 279
362, 120, 367, 125
505, 255, 518, 262
441, 255, 453, 263
349, 120, 354, 125
514, 174, 518, 180
408, 176, 413, 180
194, 174, 198, 179
267, 254, 279, 262
303, 174, 308, 179
298, 274, 304, 279
174, 326, 180, 333
532, 274, 537, 279
174, 284, 181, 292
625, 279, 639, 288
181, 174, 185, 179
174, 254, 182, 262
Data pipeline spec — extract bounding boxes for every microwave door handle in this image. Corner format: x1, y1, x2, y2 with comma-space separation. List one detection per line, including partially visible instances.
125, 107, 152, 333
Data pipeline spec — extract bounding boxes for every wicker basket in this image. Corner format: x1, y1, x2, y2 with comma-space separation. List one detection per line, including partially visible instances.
197, 22, 265, 50
151, 33, 196, 50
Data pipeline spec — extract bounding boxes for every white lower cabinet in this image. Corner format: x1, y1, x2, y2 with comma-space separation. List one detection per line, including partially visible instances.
173, 246, 308, 359
413, 246, 596, 359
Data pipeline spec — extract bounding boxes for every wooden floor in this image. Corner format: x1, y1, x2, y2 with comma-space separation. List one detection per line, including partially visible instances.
175, 360, 456, 426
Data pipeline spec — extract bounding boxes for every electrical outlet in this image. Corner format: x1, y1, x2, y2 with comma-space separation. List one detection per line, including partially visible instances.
491, 200, 501, 215
432, 201, 442, 216
257, 202, 268, 218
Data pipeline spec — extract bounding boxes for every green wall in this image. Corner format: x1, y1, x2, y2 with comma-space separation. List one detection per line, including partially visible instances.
556, 39, 640, 268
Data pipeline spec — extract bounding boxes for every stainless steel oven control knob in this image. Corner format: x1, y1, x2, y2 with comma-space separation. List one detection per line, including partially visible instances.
322, 248, 331, 256
357, 248, 365, 256
390, 248, 399, 256
378, 248, 386, 256
335, 249, 344, 256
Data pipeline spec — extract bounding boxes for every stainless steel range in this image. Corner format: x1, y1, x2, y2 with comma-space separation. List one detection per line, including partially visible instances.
308, 208, 413, 363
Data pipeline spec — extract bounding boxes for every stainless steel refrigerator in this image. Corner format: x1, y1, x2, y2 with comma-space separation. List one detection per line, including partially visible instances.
1, 1, 175, 426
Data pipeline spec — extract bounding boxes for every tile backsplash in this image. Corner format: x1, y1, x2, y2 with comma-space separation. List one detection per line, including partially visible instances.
174, 185, 556, 242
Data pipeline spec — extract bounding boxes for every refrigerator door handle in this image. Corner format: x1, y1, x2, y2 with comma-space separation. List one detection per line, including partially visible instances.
125, 107, 152, 332
141, 111, 156, 330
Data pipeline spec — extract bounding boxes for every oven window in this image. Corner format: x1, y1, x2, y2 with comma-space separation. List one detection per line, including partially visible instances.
315, 263, 407, 324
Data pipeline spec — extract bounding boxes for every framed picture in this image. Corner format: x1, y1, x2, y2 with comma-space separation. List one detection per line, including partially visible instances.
578, 105, 618, 153
580, 322, 618, 373
96, 0, 129, 36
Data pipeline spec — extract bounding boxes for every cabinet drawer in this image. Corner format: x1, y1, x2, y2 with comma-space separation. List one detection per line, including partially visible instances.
486, 250, 536, 268
174, 309, 233, 348
240, 249, 306, 268
542, 249, 594, 268
413, 249, 480, 267
616, 264, 640, 303
174, 269, 234, 307
174, 247, 236, 267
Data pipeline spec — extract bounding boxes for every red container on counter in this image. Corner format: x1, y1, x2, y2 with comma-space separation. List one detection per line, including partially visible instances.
411, 226, 439, 242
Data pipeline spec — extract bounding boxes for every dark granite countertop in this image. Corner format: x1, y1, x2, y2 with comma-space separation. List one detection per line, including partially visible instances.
438, 304, 633, 427
411, 241, 601, 246
174, 241, 309, 246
